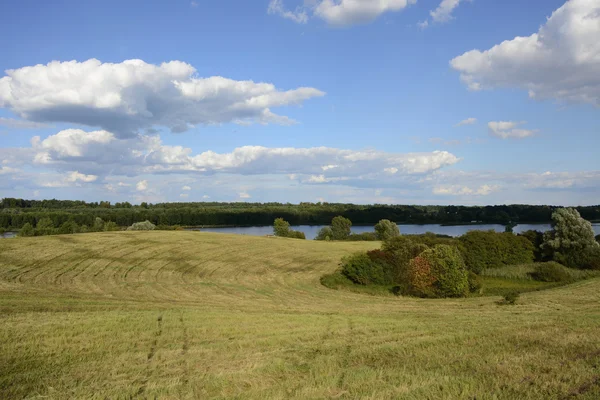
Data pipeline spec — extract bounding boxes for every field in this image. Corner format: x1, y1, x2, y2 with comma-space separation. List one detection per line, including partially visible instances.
1, 231, 600, 399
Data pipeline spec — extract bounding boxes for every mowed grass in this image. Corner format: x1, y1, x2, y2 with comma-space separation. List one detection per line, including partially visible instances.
1, 232, 600, 399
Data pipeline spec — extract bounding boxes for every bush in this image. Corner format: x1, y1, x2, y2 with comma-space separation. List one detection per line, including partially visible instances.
468, 271, 483, 294
459, 230, 534, 273
58, 220, 79, 234
341, 253, 388, 286
503, 291, 520, 305
17, 222, 34, 237
530, 262, 572, 282
92, 217, 105, 232
518, 230, 545, 261
409, 232, 457, 248
347, 232, 378, 241
127, 220, 156, 231
103, 221, 119, 231
287, 230, 306, 239
408, 245, 469, 298
315, 226, 333, 241
374, 219, 399, 241
382, 236, 429, 284
320, 271, 354, 289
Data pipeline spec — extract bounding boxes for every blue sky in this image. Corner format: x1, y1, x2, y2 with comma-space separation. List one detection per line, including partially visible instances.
0, 0, 599, 205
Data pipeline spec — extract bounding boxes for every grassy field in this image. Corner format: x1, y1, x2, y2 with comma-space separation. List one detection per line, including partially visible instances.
1, 231, 600, 399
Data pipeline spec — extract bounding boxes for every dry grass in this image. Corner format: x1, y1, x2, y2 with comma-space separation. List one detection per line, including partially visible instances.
1, 231, 600, 399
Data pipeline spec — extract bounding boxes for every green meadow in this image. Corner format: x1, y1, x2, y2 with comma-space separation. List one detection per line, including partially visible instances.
1, 231, 599, 399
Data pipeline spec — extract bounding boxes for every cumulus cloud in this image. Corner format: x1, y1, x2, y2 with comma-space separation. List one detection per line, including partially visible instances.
268, 0, 309, 23
433, 184, 500, 196
455, 117, 477, 127
268, 0, 415, 26
29, 129, 461, 178
180, 193, 189, 198
0, 59, 325, 137
420, 0, 468, 28
451, 0, 600, 106
42, 170, 97, 187
182, 185, 191, 191
136, 180, 148, 191
239, 191, 251, 199
488, 121, 538, 139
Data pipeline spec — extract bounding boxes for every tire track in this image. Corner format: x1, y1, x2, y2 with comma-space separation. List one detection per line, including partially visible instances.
136, 314, 163, 398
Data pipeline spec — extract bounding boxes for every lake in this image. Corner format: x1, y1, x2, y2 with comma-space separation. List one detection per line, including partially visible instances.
191, 223, 600, 240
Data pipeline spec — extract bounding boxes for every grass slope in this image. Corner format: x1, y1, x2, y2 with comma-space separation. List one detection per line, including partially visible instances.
1, 231, 599, 399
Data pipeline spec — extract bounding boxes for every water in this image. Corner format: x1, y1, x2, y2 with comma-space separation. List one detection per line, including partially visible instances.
191, 223, 600, 240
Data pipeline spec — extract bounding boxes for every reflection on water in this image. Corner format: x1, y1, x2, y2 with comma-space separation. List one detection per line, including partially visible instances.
192, 223, 600, 240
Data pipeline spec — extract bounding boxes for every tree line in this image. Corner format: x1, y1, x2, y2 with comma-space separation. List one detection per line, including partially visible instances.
2, 197, 600, 230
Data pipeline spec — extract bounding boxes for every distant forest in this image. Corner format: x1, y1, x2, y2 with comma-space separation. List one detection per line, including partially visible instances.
1, 198, 599, 230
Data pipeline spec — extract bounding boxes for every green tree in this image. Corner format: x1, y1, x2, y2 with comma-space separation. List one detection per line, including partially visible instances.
331, 216, 352, 240
104, 221, 119, 231
542, 208, 599, 268
35, 217, 55, 236
59, 220, 79, 234
315, 226, 333, 241
92, 217, 105, 232
18, 222, 34, 237
273, 218, 291, 237
374, 219, 400, 241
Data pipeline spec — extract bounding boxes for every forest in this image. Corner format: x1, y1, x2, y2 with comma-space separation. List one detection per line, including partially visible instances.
1, 197, 600, 229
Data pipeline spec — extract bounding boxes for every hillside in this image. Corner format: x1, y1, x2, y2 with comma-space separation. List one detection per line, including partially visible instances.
1, 231, 599, 399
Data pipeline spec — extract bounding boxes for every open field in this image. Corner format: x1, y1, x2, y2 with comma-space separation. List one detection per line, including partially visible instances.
1, 231, 600, 399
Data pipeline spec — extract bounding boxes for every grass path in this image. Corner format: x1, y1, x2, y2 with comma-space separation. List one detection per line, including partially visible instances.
1, 231, 599, 399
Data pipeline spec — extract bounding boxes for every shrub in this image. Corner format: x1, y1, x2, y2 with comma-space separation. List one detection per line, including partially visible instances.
530, 262, 572, 282
468, 271, 483, 294
407, 256, 436, 297
17, 222, 34, 237
374, 219, 399, 241
331, 216, 352, 240
459, 230, 534, 273
103, 221, 119, 231
92, 217, 105, 232
58, 220, 79, 234
315, 226, 333, 241
347, 232, 378, 241
287, 230, 306, 240
503, 291, 520, 305
35, 217, 55, 236
382, 236, 429, 284
424, 245, 470, 298
320, 271, 353, 289
341, 253, 387, 286
127, 220, 156, 231
518, 230, 545, 261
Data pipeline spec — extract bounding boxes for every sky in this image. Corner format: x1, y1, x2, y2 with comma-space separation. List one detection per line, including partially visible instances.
0, 0, 599, 206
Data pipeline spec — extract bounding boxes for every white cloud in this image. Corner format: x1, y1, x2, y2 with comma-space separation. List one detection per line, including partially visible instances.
0, 59, 325, 137
0, 166, 18, 175
268, 0, 415, 26
0, 117, 47, 129
180, 193, 189, 198
430, 0, 465, 23
268, 0, 309, 23
433, 184, 500, 196
29, 129, 461, 178
451, 0, 600, 106
488, 121, 538, 139
42, 170, 97, 187
136, 180, 148, 191
182, 185, 191, 191
202, 195, 210, 199
239, 191, 251, 199
455, 117, 477, 127
314, 0, 416, 26
190, 1, 198, 7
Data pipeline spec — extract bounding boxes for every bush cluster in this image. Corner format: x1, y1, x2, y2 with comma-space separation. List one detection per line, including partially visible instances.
17, 217, 120, 238
459, 230, 534, 273
530, 262, 574, 283
272, 218, 306, 240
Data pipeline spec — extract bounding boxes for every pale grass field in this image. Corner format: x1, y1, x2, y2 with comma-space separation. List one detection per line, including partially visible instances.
1, 231, 599, 399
